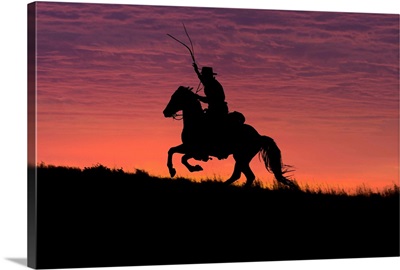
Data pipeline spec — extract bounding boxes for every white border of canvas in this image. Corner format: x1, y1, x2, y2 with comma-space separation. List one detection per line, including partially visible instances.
0, 1, 399, 270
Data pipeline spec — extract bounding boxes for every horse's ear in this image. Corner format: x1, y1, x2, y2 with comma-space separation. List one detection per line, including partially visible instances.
177, 86, 186, 92
188, 86, 194, 91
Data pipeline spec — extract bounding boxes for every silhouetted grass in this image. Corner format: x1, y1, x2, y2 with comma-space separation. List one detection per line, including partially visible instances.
31, 163, 399, 269
36, 163, 399, 196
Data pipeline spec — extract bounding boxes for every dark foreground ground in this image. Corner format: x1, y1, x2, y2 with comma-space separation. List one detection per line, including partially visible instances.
29, 165, 399, 269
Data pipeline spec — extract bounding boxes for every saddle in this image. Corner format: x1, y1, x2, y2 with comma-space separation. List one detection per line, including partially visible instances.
201, 111, 246, 160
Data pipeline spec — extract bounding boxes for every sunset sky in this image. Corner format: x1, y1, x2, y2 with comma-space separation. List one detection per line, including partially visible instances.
32, 2, 399, 191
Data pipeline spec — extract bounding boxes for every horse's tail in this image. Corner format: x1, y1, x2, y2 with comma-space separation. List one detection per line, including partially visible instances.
259, 135, 298, 189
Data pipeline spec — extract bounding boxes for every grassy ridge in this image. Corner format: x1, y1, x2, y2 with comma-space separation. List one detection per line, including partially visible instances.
36, 163, 399, 196
31, 164, 399, 269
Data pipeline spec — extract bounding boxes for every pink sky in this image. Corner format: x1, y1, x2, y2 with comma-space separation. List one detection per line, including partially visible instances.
32, 2, 399, 191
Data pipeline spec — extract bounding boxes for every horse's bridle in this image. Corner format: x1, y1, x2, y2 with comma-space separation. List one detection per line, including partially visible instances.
172, 113, 183, 120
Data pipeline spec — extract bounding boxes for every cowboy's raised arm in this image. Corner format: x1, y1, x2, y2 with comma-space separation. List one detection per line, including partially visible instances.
192, 63, 204, 83
192, 63, 208, 103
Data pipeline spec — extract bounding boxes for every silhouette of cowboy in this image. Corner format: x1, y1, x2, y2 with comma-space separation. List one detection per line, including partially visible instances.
192, 63, 229, 159
192, 63, 228, 120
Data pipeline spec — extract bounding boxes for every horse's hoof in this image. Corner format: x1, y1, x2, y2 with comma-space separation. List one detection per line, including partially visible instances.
169, 168, 176, 178
281, 178, 299, 190
191, 165, 203, 172
243, 183, 253, 188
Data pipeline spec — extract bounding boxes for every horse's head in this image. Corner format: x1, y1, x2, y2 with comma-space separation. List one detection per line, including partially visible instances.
163, 86, 199, 118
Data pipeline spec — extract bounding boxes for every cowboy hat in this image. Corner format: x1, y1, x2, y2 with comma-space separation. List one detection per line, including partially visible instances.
201, 66, 217, 76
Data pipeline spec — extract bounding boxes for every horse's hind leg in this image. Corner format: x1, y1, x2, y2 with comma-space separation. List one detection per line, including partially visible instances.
242, 162, 255, 188
224, 162, 242, 185
232, 153, 256, 188
225, 161, 255, 187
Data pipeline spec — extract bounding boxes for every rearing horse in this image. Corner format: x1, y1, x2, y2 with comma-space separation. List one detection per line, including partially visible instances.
163, 86, 296, 188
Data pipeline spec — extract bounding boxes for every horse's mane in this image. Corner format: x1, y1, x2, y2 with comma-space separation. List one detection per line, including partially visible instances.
176, 86, 195, 95
175, 86, 197, 102
175, 86, 203, 115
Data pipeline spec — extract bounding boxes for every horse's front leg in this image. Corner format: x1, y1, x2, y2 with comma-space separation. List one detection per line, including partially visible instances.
182, 154, 203, 173
167, 144, 186, 177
